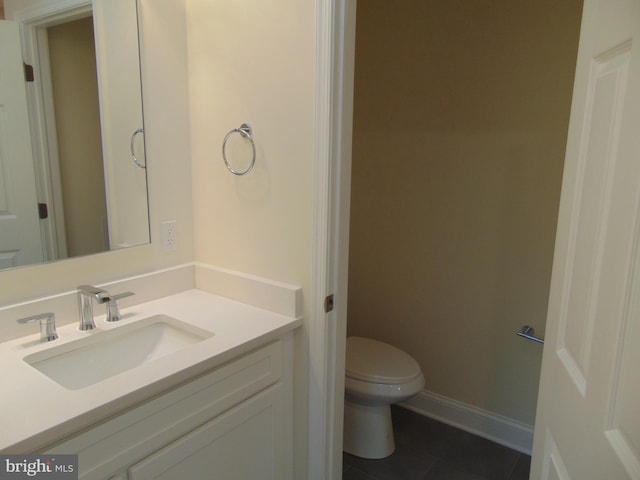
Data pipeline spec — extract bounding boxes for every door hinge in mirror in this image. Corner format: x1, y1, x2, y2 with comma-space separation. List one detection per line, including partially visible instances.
324, 294, 334, 313
24, 63, 34, 82
38, 203, 48, 219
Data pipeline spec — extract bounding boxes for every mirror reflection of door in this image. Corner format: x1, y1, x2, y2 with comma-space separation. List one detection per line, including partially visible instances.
48, 16, 109, 257
94, 0, 149, 251
2, 0, 150, 271
0, 19, 44, 269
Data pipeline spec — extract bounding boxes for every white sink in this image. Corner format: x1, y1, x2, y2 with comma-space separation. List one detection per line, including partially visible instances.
23, 315, 214, 390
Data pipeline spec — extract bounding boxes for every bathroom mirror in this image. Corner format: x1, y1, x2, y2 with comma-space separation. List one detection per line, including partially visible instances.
0, 0, 149, 271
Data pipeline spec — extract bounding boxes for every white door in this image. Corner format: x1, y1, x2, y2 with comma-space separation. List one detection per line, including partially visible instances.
531, 1, 640, 479
0, 20, 44, 269
93, 0, 149, 249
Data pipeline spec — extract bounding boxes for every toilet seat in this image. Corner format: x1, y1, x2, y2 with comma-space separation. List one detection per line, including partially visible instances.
346, 336, 422, 385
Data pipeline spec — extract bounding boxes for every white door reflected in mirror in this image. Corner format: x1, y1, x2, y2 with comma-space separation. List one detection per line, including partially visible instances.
0, 20, 45, 269
0, 0, 150, 270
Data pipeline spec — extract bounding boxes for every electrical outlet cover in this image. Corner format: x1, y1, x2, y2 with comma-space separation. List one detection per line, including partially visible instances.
161, 221, 177, 251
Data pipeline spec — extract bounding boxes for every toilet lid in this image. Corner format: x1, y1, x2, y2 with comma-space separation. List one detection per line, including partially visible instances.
345, 337, 422, 385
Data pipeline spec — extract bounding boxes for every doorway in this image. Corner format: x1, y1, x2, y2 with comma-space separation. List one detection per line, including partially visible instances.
346, 0, 583, 450
47, 16, 108, 257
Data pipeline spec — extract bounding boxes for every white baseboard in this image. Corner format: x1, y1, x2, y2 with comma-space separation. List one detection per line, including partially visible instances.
400, 390, 534, 455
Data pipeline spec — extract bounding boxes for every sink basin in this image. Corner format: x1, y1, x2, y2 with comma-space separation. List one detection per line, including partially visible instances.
23, 315, 214, 390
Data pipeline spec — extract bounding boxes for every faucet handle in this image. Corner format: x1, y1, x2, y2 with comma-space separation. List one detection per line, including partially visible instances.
101, 291, 135, 322
17, 312, 58, 342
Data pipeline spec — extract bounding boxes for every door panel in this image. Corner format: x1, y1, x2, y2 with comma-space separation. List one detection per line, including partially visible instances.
129, 388, 279, 480
0, 20, 44, 268
531, 1, 640, 478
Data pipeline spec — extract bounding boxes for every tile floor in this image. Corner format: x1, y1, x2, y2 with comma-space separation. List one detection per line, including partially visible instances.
343, 406, 531, 480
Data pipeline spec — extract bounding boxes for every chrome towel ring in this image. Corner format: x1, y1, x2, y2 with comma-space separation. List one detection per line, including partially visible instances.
222, 123, 256, 176
130, 128, 146, 169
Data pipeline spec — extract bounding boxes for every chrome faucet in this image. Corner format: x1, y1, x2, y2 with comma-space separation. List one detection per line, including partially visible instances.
77, 285, 109, 331
17, 312, 58, 342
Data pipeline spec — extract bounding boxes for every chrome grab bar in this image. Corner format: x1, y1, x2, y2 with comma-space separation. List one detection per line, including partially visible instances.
517, 325, 544, 344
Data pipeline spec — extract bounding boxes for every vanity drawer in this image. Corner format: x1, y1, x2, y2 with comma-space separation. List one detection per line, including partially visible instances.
45, 340, 285, 480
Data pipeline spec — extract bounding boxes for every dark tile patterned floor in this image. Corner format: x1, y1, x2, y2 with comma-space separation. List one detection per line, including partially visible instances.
343, 406, 531, 480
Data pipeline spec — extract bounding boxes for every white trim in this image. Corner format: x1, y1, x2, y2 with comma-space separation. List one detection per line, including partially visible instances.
308, 0, 334, 476
30, 26, 67, 260
308, 0, 356, 478
11, 0, 93, 262
326, 0, 355, 478
12, 0, 91, 26
402, 390, 534, 455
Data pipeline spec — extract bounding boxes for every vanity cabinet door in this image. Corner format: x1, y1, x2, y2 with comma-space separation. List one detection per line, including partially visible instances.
44, 336, 293, 480
128, 385, 289, 480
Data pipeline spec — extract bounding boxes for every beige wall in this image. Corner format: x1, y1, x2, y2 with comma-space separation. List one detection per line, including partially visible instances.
185, 1, 316, 476
0, 0, 194, 304
48, 17, 108, 257
347, 0, 582, 425
186, 0, 315, 288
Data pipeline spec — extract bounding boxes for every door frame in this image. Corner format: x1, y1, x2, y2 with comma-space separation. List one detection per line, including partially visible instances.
11, 0, 93, 261
309, 0, 356, 478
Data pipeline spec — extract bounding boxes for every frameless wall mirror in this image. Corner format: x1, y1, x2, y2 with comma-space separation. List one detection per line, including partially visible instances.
0, 0, 149, 271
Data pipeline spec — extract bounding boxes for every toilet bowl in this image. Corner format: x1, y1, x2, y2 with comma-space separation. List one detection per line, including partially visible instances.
343, 336, 425, 459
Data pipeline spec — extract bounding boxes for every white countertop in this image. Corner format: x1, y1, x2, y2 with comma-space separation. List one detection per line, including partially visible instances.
0, 289, 302, 453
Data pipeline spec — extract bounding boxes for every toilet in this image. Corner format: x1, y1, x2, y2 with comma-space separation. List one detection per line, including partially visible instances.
343, 336, 425, 459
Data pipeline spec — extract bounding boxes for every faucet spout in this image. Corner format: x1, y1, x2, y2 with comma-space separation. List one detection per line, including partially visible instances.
77, 285, 109, 331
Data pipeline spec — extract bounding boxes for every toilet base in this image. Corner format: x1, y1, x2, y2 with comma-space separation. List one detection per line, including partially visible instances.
343, 399, 394, 459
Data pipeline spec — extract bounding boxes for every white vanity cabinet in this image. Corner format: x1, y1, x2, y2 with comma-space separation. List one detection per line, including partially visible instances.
44, 334, 294, 480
